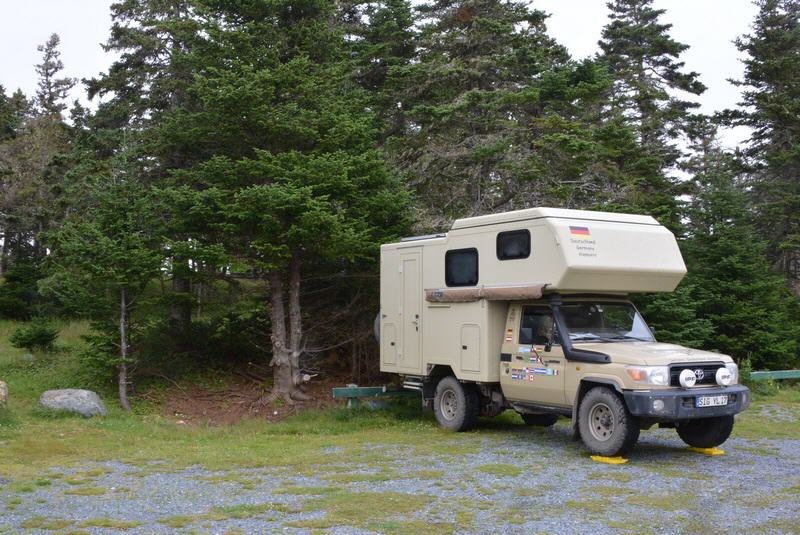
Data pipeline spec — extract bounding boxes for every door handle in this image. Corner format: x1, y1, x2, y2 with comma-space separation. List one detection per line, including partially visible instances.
545, 359, 561, 364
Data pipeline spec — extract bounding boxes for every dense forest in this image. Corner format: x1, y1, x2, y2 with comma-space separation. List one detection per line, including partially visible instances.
0, 0, 798, 409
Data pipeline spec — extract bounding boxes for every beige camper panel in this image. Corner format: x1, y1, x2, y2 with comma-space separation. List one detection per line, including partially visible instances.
379, 208, 687, 382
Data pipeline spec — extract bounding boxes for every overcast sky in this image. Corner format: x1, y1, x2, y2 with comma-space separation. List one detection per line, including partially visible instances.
1, 0, 757, 147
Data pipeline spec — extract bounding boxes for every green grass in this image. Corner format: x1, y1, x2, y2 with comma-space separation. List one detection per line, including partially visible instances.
287, 490, 433, 531
475, 463, 523, 477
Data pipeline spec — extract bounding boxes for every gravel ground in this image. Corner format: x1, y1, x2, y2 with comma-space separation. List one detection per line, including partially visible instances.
2, 416, 799, 534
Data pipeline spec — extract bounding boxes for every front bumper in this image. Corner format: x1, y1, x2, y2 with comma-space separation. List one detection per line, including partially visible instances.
623, 384, 750, 420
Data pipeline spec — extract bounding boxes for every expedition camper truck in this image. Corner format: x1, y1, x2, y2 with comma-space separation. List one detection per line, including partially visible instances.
379, 208, 749, 456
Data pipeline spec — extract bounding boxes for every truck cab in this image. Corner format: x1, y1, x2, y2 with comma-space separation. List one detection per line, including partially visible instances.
494, 296, 748, 455
379, 207, 750, 456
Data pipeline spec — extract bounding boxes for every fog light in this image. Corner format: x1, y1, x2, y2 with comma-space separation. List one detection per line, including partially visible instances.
679, 369, 697, 388
652, 399, 665, 411
716, 367, 732, 386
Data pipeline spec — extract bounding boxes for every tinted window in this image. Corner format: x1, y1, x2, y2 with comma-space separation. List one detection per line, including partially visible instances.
497, 230, 530, 260
445, 248, 478, 287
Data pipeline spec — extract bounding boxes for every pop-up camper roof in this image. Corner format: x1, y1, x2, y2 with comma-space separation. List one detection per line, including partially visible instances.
386, 207, 687, 295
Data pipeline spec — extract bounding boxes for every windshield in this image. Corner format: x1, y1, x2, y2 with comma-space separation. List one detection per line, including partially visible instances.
559, 302, 654, 343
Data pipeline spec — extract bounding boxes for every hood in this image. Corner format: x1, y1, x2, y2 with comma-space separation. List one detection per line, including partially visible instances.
572, 341, 733, 366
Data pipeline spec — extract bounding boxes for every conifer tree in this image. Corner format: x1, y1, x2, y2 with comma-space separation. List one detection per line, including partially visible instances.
34, 34, 76, 117
388, 0, 632, 228
87, 0, 206, 334
728, 0, 800, 291
599, 0, 705, 228
166, 0, 411, 402
680, 125, 800, 369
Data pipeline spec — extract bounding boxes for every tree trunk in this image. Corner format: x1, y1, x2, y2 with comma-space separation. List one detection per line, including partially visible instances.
264, 265, 309, 405
288, 252, 311, 401
170, 264, 192, 335
119, 288, 132, 411
267, 271, 293, 399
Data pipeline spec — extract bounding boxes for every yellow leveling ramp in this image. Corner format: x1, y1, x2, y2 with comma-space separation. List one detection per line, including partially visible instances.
590, 455, 629, 464
688, 447, 726, 456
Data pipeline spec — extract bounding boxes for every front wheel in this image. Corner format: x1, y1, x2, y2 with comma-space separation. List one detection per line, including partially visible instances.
676, 416, 734, 448
578, 386, 640, 456
433, 376, 479, 432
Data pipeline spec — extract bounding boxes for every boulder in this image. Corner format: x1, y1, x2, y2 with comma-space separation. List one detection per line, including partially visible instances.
0, 380, 7, 406
39, 389, 107, 418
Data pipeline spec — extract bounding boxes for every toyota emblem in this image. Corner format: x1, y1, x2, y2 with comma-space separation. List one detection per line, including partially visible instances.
694, 369, 705, 381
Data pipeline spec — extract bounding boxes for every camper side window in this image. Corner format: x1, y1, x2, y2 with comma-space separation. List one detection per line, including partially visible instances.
497, 230, 530, 260
445, 248, 478, 287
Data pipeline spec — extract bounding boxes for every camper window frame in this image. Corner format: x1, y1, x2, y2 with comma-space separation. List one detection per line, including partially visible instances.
444, 247, 479, 287
496, 229, 531, 260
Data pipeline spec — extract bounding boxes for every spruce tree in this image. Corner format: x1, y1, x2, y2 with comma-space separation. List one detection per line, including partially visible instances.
166, 0, 411, 402
34, 34, 76, 117
388, 0, 631, 228
683, 123, 798, 369
728, 0, 800, 291
87, 0, 207, 335
599, 0, 706, 229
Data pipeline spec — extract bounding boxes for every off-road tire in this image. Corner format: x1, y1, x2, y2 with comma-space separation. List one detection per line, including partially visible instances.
520, 413, 560, 427
433, 376, 479, 432
676, 416, 734, 448
578, 386, 640, 456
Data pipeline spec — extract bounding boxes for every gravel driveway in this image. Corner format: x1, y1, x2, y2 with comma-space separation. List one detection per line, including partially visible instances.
2, 417, 799, 534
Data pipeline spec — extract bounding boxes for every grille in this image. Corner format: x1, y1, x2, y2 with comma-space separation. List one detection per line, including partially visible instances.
669, 362, 724, 387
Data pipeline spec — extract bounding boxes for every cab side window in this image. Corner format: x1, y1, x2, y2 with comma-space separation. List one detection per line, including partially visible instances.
519, 307, 559, 345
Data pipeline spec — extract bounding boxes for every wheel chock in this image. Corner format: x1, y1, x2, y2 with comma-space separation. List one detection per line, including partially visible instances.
590, 455, 628, 464
688, 447, 725, 456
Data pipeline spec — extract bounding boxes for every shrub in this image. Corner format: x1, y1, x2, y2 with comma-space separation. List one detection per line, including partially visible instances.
10, 320, 59, 352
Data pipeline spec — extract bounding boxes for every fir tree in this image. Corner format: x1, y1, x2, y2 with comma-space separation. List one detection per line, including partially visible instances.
599, 0, 705, 229
34, 34, 76, 117
684, 123, 799, 369
728, 0, 800, 291
388, 0, 633, 228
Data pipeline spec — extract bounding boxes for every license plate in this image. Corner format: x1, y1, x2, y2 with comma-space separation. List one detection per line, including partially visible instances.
696, 395, 728, 408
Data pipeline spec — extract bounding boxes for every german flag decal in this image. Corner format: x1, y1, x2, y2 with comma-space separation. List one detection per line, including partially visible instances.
569, 226, 591, 239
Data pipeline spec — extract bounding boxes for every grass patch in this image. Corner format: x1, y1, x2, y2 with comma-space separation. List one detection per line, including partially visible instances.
475, 463, 523, 477
212, 502, 292, 518
322, 471, 395, 483
65, 486, 106, 496
627, 493, 692, 511
274, 485, 338, 495
565, 498, 605, 514
79, 518, 142, 529
582, 484, 634, 498
288, 490, 431, 531
586, 470, 632, 483
19, 517, 73, 530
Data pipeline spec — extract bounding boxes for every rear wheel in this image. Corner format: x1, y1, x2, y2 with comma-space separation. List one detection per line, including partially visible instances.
676, 416, 734, 448
520, 413, 560, 427
433, 376, 479, 432
578, 386, 640, 456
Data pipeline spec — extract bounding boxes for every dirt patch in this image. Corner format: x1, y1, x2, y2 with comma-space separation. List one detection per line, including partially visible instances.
160, 375, 348, 425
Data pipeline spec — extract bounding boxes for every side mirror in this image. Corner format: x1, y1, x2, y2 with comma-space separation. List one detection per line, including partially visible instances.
544, 340, 553, 352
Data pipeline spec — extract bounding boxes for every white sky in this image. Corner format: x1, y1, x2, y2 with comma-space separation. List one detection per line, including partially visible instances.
0, 0, 757, 148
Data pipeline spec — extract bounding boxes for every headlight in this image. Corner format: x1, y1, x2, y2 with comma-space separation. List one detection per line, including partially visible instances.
625, 365, 670, 386
725, 363, 738, 384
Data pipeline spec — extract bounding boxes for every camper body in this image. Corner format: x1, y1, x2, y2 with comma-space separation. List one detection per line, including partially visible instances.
379, 208, 749, 456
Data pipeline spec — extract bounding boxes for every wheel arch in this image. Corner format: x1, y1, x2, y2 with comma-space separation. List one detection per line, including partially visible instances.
570, 377, 625, 440
422, 365, 457, 400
